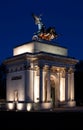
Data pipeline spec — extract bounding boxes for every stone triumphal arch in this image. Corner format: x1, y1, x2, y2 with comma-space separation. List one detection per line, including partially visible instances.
4, 41, 78, 110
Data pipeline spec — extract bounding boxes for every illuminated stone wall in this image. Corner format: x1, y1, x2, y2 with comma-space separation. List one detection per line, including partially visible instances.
4, 41, 78, 111
6, 70, 25, 102
13, 41, 68, 56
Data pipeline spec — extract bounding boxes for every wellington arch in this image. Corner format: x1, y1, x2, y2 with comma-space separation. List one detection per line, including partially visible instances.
3, 40, 79, 111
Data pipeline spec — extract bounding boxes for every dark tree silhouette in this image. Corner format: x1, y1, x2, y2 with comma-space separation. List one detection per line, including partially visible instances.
74, 60, 83, 106
0, 63, 6, 99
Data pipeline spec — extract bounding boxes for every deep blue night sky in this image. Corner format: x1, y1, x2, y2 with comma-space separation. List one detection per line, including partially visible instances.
0, 0, 83, 63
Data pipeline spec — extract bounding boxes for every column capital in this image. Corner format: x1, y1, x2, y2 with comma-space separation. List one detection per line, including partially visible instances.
43, 65, 51, 72
68, 67, 74, 74
59, 69, 66, 78
34, 65, 39, 71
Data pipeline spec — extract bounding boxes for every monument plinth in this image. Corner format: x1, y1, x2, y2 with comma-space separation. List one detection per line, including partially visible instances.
13, 41, 68, 56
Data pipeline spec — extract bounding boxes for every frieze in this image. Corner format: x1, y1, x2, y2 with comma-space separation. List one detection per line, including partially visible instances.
11, 75, 22, 80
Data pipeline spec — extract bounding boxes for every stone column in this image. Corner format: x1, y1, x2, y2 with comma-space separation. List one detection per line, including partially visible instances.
42, 67, 47, 102
56, 68, 60, 102
68, 67, 74, 101
33, 65, 39, 103
65, 68, 68, 102
26, 63, 34, 102
70, 69, 74, 100
68, 68, 71, 101
39, 65, 43, 102
59, 69, 65, 102
44, 65, 51, 102
59, 70, 62, 101
47, 66, 51, 101
67, 67, 76, 107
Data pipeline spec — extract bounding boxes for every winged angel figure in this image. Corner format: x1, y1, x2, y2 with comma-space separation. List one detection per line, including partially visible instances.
32, 13, 58, 41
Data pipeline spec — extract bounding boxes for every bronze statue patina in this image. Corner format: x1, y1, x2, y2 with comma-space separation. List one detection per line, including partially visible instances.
32, 13, 58, 41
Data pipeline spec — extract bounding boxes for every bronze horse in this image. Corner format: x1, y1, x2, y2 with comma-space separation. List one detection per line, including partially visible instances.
32, 13, 58, 41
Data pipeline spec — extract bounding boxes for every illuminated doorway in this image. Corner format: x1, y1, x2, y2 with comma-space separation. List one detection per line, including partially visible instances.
45, 73, 59, 108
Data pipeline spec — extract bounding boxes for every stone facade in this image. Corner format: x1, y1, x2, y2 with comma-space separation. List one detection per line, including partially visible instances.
4, 41, 79, 111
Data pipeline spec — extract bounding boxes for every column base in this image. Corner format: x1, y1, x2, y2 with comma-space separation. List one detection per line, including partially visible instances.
33, 102, 52, 110
57, 100, 76, 107
67, 100, 76, 107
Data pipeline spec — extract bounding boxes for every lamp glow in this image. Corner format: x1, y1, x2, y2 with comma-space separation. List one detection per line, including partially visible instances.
17, 103, 24, 110
8, 103, 14, 110
27, 104, 32, 111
